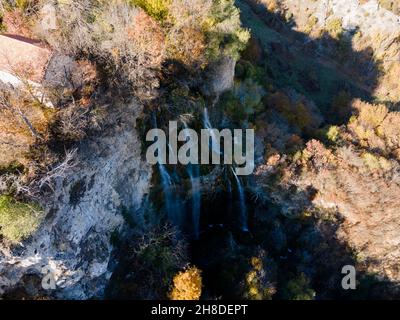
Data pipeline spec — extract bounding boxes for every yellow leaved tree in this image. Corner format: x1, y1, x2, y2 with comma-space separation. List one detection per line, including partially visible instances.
169, 266, 202, 300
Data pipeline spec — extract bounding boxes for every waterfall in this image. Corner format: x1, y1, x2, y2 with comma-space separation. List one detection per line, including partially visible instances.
152, 114, 183, 226
203, 107, 212, 129
203, 108, 221, 155
158, 164, 174, 223
159, 162, 185, 227
232, 167, 248, 232
204, 108, 248, 231
182, 121, 201, 239
188, 164, 201, 239
203, 108, 216, 143
154, 109, 249, 235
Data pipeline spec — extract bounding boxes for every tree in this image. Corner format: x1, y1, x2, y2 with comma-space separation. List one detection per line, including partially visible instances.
41, 0, 165, 98
106, 225, 189, 299
244, 255, 276, 300
130, 0, 171, 22
169, 266, 202, 300
220, 78, 265, 123
281, 274, 315, 300
0, 195, 43, 243
167, 0, 250, 67
347, 99, 400, 159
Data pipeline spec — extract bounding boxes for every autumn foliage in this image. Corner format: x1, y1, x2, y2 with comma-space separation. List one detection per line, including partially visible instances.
169, 266, 202, 300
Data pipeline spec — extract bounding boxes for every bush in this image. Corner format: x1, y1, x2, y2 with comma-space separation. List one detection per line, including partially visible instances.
106, 225, 189, 299
0, 195, 43, 243
169, 266, 202, 300
330, 90, 352, 123
346, 99, 400, 159
326, 125, 340, 143
325, 18, 343, 40
244, 255, 276, 300
0, 10, 5, 32
43, 0, 248, 83
2, 0, 40, 14
167, 0, 249, 67
265, 91, 321, 133
305, 15, 318, 34
220, 78, 265, 123
43, 0, 164, 97
361, 152, 392, 172
203, 0, 250, 61
166, 24, 207, 68
235, 60, 266, 84
130, 0, 171, 22
16, 0, 30, 10
378, 0, 400, 15
0, 84, 55, 168
281, 273, 315, 300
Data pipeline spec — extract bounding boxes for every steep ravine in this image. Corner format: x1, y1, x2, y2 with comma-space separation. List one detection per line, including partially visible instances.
0, 100, 152, 299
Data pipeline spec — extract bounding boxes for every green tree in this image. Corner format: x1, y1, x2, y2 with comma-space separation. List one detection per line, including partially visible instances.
0, 195, 43, 243
281, 274, 315, 300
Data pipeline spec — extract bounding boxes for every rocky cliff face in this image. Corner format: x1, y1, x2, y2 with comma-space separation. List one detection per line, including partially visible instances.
0, 101, 152, 299
203, 56, 237, 97
0, 57, 237, 298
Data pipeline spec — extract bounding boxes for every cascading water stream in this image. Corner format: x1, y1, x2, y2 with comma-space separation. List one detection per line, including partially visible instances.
152, 114, 183, 227
232, 167, 249, 232
182, 121, 201, 239
203, 107, 212, 129
156, 109, 249, 235
203, 108, 221, 155
204, 108, 248, 232
158, 163, 174, 219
